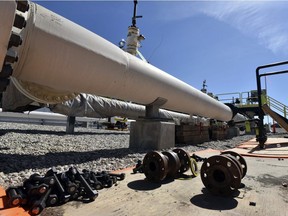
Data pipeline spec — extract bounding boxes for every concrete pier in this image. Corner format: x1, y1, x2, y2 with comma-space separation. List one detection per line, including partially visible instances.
129, 120, 175, 150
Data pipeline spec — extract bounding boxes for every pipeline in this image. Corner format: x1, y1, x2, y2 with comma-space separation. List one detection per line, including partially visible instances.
1, 0, 233, 121
49, 93, 247, 123
2, 82, 246, 124
49, 93, 208, 124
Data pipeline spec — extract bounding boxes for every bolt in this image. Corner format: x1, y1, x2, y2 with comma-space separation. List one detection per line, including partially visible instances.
46, 194, 58, 206
29, 187, 52, 215
5, 50, 18, 63
110, 176, 117, 184
109, 172, 126, 181
16, 187, 27, 205
24, 182, 48, 196
16, 0, 29, 12
29, 173, 55, 186
0, 64, 13, 78
8, 32, 22, 48
91, 171, 112, 188
13, 14, 26, 29
45, 167, 70, 203
73, 167, 98, 201
106, 179, 114, 188
89, 171, 104, 190
59, 172, 78, 195
82, 170, 100, 190
37, 184, 48, 194
5, 187, 21, 207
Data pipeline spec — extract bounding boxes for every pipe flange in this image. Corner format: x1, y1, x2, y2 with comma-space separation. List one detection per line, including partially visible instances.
142, 151, 169, 182
11, 78, 78, 104
173, 148, 191, 174
221, 151, 247, 178
0, 0, 30, 92
221, 153, 244, 178
201, 155, 242, 196
162, 151, 181, 178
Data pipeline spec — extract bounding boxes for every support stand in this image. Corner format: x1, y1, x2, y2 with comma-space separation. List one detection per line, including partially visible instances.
66, 116, 75, 134
129, 98, 175, 150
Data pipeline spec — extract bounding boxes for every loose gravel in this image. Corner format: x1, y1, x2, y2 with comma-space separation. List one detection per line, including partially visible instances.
0, 122, 257, 189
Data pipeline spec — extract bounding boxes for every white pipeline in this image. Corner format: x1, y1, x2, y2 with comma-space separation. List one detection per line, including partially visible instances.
1, 1, 234, 121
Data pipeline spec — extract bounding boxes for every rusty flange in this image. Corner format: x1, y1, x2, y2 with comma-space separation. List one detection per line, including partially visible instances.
221, 154, 243, 178
142, 148, 192, 182
162, 151, 181, 178
142, 151, 169, 182
221, 151, 247, 178
201, 155, 242, 196
173, 148, 190, 174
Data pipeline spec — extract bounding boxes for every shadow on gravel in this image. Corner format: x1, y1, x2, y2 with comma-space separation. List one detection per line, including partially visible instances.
0, 147, 142, 174
0, 129, 129, 136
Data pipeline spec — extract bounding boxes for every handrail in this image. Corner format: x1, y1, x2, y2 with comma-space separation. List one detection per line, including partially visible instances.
266, 95, 287, 118
215, 91, 287, 119
268, 96, 287, 107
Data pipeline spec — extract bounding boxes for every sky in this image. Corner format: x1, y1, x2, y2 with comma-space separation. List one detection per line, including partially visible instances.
34, 0, 288, 106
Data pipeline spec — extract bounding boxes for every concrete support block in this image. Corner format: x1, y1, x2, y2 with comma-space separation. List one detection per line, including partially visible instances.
226, 126, 240, 139
129, 120, 175, 150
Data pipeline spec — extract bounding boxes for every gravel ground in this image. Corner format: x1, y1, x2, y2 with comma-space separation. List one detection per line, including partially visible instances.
0, 122, 260, 189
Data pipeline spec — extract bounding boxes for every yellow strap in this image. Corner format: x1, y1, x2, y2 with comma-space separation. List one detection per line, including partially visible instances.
189, 158, 199, 178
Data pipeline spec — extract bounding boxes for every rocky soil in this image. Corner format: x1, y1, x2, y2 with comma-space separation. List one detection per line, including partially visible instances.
0, 122, 259, 188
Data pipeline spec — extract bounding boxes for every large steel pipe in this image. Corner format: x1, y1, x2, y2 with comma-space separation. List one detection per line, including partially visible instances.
2, 1, 233, 121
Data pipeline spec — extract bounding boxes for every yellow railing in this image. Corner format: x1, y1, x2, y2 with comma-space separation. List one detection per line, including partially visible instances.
215, 92, 287, 119
266, 96, 287, 119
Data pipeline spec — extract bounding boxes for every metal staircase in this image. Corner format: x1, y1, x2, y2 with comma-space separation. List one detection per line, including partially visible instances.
266, 96, 287, 119
216, 92, 288, 132
263, 96, 288, 132
215, 61, 288, 148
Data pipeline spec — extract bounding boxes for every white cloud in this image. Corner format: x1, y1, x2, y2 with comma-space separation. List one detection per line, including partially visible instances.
159, 1, 288, 54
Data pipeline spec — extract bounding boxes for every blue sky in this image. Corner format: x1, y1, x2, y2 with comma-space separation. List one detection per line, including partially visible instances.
35, 1, 288, 106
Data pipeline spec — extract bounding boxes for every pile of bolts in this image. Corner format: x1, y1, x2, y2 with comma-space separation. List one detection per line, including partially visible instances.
5, 166, 125, 215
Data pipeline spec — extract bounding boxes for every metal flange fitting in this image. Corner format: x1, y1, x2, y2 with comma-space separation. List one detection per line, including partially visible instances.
0, 0, 29, 92
200, 151, 247, 196
142, 148, 196, 182
0, 0, 78, 103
